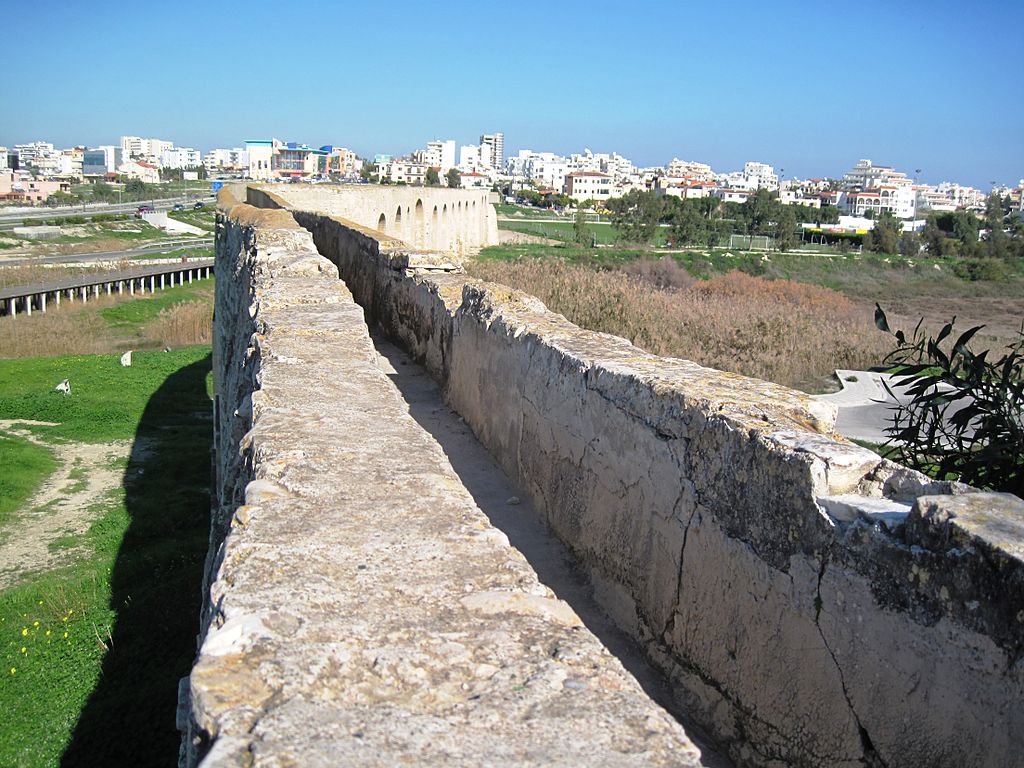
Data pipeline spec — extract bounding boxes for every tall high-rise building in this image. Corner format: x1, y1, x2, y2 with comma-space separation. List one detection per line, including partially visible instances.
480, 132, 504, 172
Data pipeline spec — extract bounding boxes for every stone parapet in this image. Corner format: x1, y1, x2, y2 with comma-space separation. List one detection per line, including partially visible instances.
182, 197, 707, 765
242, 188, 1024, 768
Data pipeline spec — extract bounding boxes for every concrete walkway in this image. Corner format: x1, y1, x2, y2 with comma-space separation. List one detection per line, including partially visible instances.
814, 369, 906, 445
372, 333, 732, 767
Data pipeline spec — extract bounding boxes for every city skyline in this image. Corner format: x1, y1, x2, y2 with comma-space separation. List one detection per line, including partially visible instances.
2, 0, 1022, 189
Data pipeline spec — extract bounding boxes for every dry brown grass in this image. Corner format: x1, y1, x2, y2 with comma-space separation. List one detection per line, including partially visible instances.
467, 259, 893, 392
0, 300, 119, 358
143, 301, 212, 348
0, 264, 121, 290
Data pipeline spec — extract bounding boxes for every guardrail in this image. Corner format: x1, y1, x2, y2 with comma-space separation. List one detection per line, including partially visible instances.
0, 259, 214, 318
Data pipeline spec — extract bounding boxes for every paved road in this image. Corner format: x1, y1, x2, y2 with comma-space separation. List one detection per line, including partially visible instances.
0, 194, 216, 230
0, 239, 212, 268
816, 369, 973, 446
814, 370, 906, 444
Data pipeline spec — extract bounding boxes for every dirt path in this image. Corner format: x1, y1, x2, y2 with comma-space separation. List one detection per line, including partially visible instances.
0, 420, 136, 590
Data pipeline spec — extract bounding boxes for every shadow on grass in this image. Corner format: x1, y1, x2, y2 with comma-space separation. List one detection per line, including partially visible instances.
60, 354, 212, 767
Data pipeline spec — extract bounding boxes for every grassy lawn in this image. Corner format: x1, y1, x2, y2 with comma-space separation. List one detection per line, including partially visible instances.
0, 436, 58, 529
167, 208, 216, 232
0, 279, 214, 359
0, 347, 211, 767
99, 281, 212, 341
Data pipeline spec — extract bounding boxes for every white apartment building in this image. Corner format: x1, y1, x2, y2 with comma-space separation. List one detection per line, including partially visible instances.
204, 148, 249, 171
666, 158, 715, 181
376, 160, 427, 185
58, 150, 83, 179
415, 139, 456, 173
843, 159, 914, 189
839, 186, 916, 219
712, 188, 752, 204
778, 189, 822, 208
564, 171, 615, 201
508, 150, 569, 191
120, 136, 174, 162
566, 149, 636, 181
743, 161, 778, 190
654, 177, 717, 199
14, 141, 57, 169
840, 159, 916, 219
915, 187, 957, 213
245, 140, 279, 180
458, 144, 496, 176
934, 182, 986, 210
480, 132, 504, 171
160, 147, 202, 169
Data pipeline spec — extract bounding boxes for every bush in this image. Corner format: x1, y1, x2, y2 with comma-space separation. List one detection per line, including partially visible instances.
874, 305, 1023, 495
952, 258, 1010, 282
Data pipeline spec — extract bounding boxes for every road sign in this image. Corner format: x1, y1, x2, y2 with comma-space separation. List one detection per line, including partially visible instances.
211, 181, 224, 191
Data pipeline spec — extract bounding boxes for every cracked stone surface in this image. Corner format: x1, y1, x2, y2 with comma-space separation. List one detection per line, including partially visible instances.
184, 199, 711, 766
208, 188, 1024, 768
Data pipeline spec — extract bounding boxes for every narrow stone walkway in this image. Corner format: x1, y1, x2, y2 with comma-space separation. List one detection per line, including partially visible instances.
371, 334, 732, 768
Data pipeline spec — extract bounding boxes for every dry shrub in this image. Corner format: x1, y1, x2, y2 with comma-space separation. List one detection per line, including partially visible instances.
620, 256, 695, 290
0, 264, 113, 290
467, 259, 892, 392
143, 301, 212, 347
0, 301, 118, 358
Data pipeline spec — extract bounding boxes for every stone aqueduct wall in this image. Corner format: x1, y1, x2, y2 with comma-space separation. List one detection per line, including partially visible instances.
245, 184, 500, 257
183, 185, 1024, 767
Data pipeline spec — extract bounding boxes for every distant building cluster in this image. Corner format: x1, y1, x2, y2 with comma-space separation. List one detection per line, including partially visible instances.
0, 130, 1020, 219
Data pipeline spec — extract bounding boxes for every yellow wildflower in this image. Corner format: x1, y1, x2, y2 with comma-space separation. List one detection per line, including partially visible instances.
45, 630, 51, 636
20, 647, 26, 654
21, 628, 28, 636
63, 632, 69, 639
33, 621, 39, 627
9, 668, 15, 674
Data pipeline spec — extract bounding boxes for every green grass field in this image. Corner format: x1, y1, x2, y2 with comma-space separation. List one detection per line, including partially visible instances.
477, 241, 1024, 302
0, 436, 58, 529
98, 280, 212, 344
0, 347, 211, 766
167, 208, 216, 232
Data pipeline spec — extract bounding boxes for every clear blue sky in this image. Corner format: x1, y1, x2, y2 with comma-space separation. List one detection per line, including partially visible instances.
2, 0, 1021, 188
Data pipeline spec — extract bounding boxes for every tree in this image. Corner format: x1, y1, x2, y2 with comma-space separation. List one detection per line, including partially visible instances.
774, 205, 797, 252
866, 211, 900, 254
573, 206, 592, 245
124, 178, 150, 200
899, 230, 921, 258
425, 168, 440, 186
874, 305, 1023, 496
922, 217, 948, 256
743, 189, 776, 235
607, 190, 662, 244
359, 160, 374, 181
446, 168, 461, 188
668, 202, 706, 246
983, 193, 1009, 261
951, 211, 981, 257
91, 182, 118, 202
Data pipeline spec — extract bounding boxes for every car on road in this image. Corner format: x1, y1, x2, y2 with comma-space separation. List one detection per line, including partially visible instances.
135, 205, 155, 217
193, 202, 205, 210
172, 203, 184, 211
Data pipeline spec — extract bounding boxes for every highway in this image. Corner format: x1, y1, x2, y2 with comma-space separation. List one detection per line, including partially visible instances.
0, 193, 216, 230
0, 239, 213, 268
